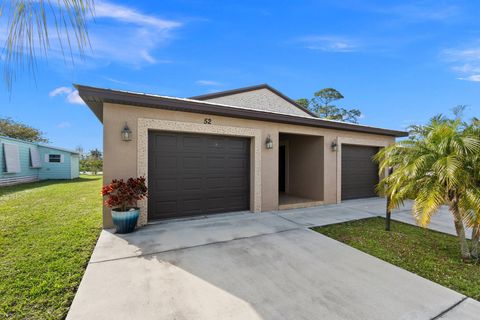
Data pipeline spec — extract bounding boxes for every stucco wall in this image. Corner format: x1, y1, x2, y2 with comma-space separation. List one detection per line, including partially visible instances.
201, 88, 313, 118
101, 102, 395, 228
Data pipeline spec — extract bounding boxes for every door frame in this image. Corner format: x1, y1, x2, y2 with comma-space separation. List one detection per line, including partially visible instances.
137, 118, 262, 226
335, 137, 390, 204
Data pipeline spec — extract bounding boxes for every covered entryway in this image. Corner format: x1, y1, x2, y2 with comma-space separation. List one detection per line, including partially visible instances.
278, 133, 324, 209
341, 144, 379, 200
148, 131, 250, 220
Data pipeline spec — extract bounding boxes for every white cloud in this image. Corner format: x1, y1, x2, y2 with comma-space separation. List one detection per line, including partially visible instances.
444, 48, 480, 62
102, 76, 129, 85
379, 3, 461, 22
57, 121, 72, 129
298, 36, 360, 53
451, 63, 480, 74
66, 90, 84, 104
82, 1, 182, 67
338, 1, 462, 23
94, 1, 180, 29
196, 80, 222, 86
443, 45, 480, 82
0, 1, 182, 68
49, 87, 85, 105
49, 86, 72, 97
458, 75, 480, 82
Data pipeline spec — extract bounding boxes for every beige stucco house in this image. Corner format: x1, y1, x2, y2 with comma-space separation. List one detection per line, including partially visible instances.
77, 84, 408, 228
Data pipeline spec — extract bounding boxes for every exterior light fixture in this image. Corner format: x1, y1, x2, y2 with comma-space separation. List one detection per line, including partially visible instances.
121, 122, 132, 141
265, 135, 273, 149
331, 140, 338, 151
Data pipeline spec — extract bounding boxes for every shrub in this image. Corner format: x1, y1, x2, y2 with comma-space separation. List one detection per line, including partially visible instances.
101, 177, 147, 211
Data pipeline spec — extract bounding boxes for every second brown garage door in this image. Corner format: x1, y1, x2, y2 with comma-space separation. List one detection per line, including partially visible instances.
148, 131, 250, 221
341, 144, 380, 200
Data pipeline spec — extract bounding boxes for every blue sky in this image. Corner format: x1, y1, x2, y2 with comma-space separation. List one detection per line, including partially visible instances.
1, 0, 480, 152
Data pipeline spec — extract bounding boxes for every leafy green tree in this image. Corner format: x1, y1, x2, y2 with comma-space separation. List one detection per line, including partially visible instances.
80, 149, 103, 175
296, 88, 362, 123
79, 158, 89, 172
295, 98, 309, 109
375, 114, 480, 260
314, 88, 344, 106
86, 157, 103, 175
1, 1, 93, 90
0, 117, 48, 142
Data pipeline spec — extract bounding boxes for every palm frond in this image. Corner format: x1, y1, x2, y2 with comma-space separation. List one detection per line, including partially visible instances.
375, 115, 479, 230
412, 181, 445, 227
1, 0, 94, 90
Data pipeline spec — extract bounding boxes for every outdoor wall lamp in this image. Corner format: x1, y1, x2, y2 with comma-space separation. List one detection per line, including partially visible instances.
265, 135, 274, 149
121, 122, 132, 141
331, 140, 338, 151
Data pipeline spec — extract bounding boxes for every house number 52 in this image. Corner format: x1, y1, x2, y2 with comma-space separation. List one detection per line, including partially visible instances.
204, 118, 212, 124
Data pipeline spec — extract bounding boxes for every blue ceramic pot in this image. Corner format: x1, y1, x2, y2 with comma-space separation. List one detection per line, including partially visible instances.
112, 208, 140, 234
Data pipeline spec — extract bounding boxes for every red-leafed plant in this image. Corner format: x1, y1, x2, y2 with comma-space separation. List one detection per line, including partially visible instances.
101, 177, 148, 212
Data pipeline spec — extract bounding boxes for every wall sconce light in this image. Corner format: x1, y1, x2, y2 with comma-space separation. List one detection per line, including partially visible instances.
331, 140, 338, 151
265, 135, 274, 149
121, 122, 132, 141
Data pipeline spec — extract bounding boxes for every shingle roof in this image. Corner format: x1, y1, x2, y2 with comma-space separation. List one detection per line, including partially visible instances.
190, 83, 318, 117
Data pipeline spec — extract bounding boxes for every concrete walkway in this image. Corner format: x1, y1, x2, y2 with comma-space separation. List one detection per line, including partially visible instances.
67, 199, 480, 319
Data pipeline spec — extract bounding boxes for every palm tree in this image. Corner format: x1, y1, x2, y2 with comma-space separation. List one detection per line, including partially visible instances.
462, 118, 480, 257
1, 0, 93, 90
375, 117, 480, 260
89, 148, 102, 159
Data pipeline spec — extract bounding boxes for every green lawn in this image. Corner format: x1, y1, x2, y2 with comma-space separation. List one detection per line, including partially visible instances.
0, 176, 102, 319
313, 217, 480, 300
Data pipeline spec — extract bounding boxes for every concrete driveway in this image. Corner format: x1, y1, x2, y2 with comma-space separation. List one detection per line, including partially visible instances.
67, 199, 480, 319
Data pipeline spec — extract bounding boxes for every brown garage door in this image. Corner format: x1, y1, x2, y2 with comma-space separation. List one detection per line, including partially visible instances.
341, 144, 379, 200
148, 131, 250, 220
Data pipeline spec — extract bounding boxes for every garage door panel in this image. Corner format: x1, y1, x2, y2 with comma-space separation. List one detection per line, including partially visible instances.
182, 136, 204, 150
152, 200, 177, 216
228, 176, 247, 188
341, 144, 379, 200
206, 137, 227, 151
181, 177, 203, 191
227, 157, 248, 169
205, 196, 226, 210
148, 132, 250, 221
153, 155, 177, 170
181, 156, 202, 169
154, 178, 178, 192
206, 156, 226, 169
228, 139, 248, 151
153, 134, 177, 147
181, 198, 204, 214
